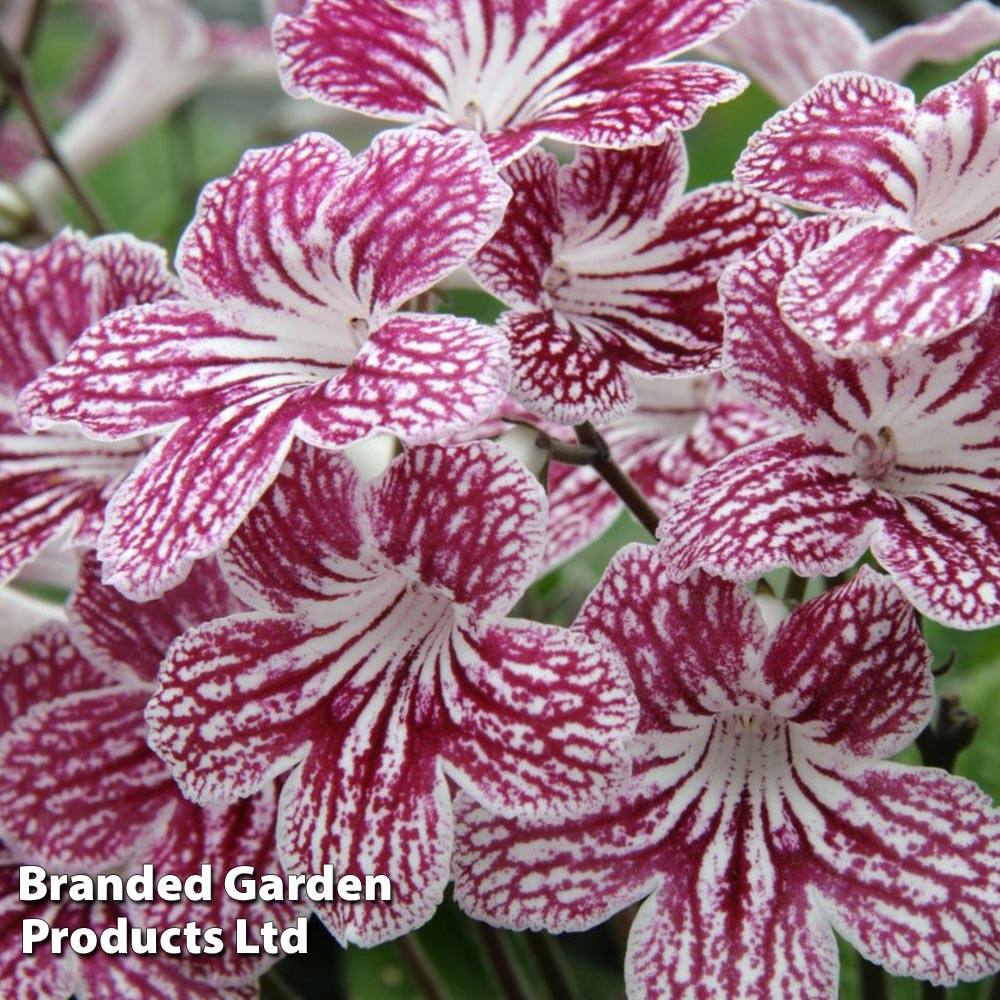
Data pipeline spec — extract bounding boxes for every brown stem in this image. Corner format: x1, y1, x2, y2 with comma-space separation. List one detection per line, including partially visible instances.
477, 924, 532, 1000
397, 934, 454, 1000
0, 36, 108, 233
858, 957, 888, 1000
573, 422, 660, 536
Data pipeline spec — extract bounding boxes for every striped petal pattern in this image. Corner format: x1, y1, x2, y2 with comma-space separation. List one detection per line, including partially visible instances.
0, 557, 297, 986
274, 0, 752, 166
659, 217, 1000, 628
0, 231, 176, 584
735, 54, 1000, 354
455, 551, 1000, 999
20, 130, 511, 599
146, 441, 638, 945
472, 140, 791, 422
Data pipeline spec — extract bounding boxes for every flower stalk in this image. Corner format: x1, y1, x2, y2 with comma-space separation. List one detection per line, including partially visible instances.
0, 35, 108, 233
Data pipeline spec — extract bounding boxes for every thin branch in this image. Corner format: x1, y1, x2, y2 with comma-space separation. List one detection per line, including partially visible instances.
397, 934, 454, 1000
0, 36, 108, 233
476, 924, 533, 1000
573, 422, 660, 536
0, 0, 45, 123
525, 933, 583, 1000
858, 957, 888, 1000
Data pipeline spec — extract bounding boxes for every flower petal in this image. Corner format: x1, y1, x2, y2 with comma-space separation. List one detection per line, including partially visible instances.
453, 735, 686, 933
365, 441, 546, 617
18, 300, 323, 439
577, 544, 767, 728
869, 1, 1000, 85
134, 789, 302, 986
96, 392, 297, 599
220, 442, 365, 614
176, 131, 355, 309
68, 552, 241, 685
296, 313, 511, 449
324, 128, 511, 313
702, 0, 870, 106
277, 694, 450, 946
779, 221, 1000, 355
762, 567, 933, 759
735, 72, 922, 218
625, 864, 839, 1000
657, 435, 885, 583
0, 687, 175, 869
0, 230, 175, 398
806, 762, 1000, 985
441, 619, 637, 820
0, 624, 105, 731
501, 310, 636, 423
0, 425, 142, 585
873, 492, 1000, 629
146, 612, 345, 803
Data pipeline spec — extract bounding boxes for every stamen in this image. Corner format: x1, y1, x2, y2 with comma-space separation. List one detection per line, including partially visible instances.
852, 425, 898, 483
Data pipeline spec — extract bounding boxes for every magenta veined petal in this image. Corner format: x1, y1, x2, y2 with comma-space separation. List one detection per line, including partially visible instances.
734, 54, 1000, 354
661, 216, 1000, 627
274, 0, 751, 165
472, 140, 791, 422
454, 550, 1000, 997
20, 130, 512, 599
146, 441, 637, 945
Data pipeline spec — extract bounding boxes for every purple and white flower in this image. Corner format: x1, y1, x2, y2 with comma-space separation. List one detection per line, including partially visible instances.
274, 0, 752, 166
735, 52, 1000, 355
20, 130, 512, 599
0, 556, 300, 986
0, 230, 176, 586
455, 549, 1000, 999
145, 441, 638, 946
659, 216, 1000, 630
470, 138, 792, 422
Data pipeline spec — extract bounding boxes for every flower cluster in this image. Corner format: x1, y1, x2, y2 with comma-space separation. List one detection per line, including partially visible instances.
2, 1, 1000, 999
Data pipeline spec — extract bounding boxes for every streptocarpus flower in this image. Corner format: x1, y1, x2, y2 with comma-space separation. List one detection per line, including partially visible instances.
470, 138, 792, 422
0, 229, 176, 586
145, 441, 638, 946
455, 550, 1000, 999
658, 215, 1000, 630
273, 0, 753, 166
703, 0, 1000, 106
19, 129, 512, 599
543, 375, 781, 569
734, 52, 1000, 355
0, 556, 301, 986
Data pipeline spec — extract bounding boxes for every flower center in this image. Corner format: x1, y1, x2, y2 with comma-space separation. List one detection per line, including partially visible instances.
460, 100, 487, 132
853, 426, 899, 483
541, 261, 574, 311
